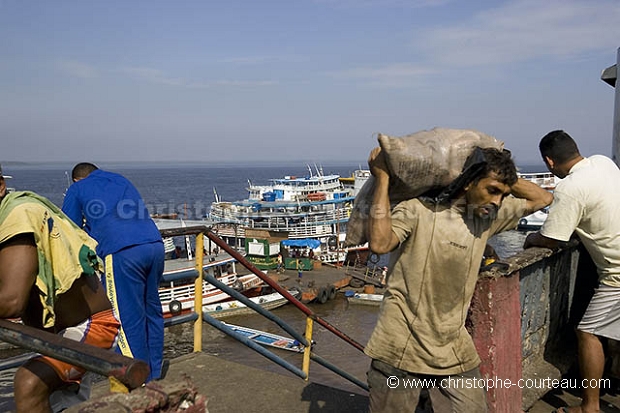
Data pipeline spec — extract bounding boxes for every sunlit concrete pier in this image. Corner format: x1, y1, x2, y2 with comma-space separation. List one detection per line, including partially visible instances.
69, 352, 369, 413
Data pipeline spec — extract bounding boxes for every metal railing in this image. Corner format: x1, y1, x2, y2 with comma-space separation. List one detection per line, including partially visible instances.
0, 319, 148, 390
158, 224, 369, 391
344, 260, 386, 288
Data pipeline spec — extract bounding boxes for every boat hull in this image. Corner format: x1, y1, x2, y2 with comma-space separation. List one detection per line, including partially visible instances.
160, 273, 263, 318
202, 290, 298, 319
221, 322, 304, 352
346, 292, 383, 306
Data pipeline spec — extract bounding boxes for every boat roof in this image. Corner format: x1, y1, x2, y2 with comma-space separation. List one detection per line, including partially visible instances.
153, 218, 214, 230
269, 174, 340, 184
281, 238, 321, 248
226, 196, 355, 208
517, 171, 553, 176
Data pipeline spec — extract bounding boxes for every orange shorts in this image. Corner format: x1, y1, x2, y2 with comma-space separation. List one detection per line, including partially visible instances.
37, 308, 120, 383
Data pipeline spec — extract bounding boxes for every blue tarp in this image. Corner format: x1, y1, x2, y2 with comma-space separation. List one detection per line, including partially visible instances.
281, 239, 321, 249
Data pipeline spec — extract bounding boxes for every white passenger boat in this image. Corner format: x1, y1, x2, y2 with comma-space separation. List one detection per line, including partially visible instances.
159, 253, 264, 318
517, 171, 560, 191
202, 290, 299, 319
517, 171, 558, 230
207, 167, 371, 263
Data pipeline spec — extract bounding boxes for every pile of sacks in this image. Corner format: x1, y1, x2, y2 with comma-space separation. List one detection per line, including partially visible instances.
345, 127, 504, 246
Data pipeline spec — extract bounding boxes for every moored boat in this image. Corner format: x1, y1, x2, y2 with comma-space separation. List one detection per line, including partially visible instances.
202, 290, 299, 319
159, 253, 264, 318
517, 171, 560, 191
221, 322, 304, 352
518, 207, 549, 230
344, 290, 384, 306
208, 168, 371, 264
517, 171, 558, 230
1, 169, 14, 193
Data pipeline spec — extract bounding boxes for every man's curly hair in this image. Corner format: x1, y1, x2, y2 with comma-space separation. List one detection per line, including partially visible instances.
467, 147, 518, 187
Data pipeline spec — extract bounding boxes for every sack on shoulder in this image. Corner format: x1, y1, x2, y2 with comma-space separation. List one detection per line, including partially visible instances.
345, 127, 504, 247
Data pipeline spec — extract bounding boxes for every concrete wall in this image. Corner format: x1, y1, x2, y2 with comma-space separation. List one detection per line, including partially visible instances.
469, 241, 597, 412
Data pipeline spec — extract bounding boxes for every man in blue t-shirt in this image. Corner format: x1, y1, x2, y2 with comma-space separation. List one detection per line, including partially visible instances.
62, 162, 164, 382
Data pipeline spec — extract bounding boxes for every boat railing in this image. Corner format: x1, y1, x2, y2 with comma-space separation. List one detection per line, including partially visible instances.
158, 283, 195, 303
344, 261, 386, 288
159, 273, 238, 305
158, 225, 369, 391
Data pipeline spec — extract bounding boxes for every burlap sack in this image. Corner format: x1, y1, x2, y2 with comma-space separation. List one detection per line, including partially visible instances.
345, 127, 504, 246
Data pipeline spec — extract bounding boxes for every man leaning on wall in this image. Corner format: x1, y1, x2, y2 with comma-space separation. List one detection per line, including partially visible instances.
525, 130, 620, 413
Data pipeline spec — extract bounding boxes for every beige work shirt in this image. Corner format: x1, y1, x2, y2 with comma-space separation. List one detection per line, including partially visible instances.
541, 156, 620, 287
365, 196, 526, 375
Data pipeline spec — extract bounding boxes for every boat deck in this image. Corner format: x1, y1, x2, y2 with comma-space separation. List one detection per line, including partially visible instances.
274, 262, 354, 303
163, 252, 236, 275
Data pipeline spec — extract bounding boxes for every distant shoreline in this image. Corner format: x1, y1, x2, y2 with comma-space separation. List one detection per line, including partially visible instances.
1, 160, 367, 169
1, 161, 549, 172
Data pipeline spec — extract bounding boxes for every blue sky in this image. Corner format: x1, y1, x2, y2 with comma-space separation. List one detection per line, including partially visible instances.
1, 0, 619, 166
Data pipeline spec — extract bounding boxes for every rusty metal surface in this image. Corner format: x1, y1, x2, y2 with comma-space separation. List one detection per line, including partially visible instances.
479, 239, 580, 279
0, 319, 148, 389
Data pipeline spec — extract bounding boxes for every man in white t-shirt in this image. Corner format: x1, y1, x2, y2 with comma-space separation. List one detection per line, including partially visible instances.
525, 130, 620, 413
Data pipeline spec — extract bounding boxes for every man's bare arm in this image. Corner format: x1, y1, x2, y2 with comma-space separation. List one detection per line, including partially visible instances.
523, 231, 561, 250
510, 178, 554, 215
0, 234, 38, 318
367, 147, 400, 254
